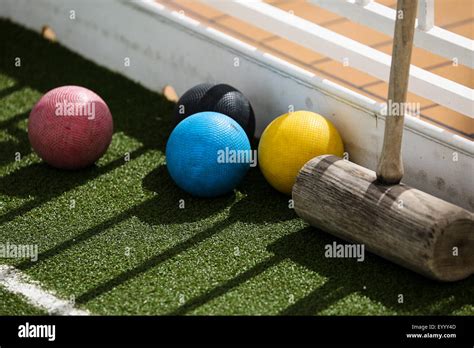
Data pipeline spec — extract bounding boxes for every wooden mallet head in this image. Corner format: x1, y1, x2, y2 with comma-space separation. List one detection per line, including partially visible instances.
292, 0, 474, 281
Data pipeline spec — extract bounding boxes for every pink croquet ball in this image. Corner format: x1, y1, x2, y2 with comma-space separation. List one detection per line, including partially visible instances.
28, 86, 113, 170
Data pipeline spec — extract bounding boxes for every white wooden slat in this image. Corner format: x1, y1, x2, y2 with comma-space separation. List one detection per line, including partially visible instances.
355, 0, 372, 5
201, 0, 474, 117
418, 0, 434, 31
310, 0, 474, 68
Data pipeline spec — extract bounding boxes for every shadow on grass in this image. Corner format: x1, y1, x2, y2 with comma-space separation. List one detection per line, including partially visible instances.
0, 83, 24, 99
0, 111, 31, 167
0, 19, 175, 224
0, 147, 148, 225
73, 166, 297, 305
272, 229, 474, 315
171, 226, 474, 315
16, 165, 236, 271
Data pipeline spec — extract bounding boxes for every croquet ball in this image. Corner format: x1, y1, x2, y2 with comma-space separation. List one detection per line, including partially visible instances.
258, 110, 344, 195
28, 85, 113, 170
174, 83, 256, 139
166, 111, 251, 197
173, 83, 213, 126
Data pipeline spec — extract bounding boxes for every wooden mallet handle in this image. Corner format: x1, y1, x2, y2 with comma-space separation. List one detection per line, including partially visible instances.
293, 0, 474, 282
376, 0, 418, 185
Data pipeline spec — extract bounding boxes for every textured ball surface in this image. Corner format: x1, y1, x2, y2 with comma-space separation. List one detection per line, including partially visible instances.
28, 85, 113, 170
174, 83, 255, 139
166, 112, 251, 197
258, 110, 344, 195
173, 83, 213, 126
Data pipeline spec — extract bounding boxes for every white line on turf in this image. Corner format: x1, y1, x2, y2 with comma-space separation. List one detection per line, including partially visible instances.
0, 265, 90, 316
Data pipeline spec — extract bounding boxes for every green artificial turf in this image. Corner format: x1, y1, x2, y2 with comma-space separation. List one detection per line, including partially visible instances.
0, 287, 47, 315
0, 19, 473, 315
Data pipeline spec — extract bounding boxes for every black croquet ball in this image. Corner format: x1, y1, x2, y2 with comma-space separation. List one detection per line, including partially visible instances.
173, 83, 256, 140
173, 83, 213, 127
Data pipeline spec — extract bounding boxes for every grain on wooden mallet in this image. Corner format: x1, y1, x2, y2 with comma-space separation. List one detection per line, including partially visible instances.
292, 0, 474, 282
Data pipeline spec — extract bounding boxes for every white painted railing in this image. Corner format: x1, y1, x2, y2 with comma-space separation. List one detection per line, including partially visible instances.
202, 0, 474, 118
417, 0, 434, 31
311, 0, 471, 67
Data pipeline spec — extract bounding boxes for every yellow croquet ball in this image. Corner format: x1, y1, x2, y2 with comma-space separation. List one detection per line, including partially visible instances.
258, 110, 344, 195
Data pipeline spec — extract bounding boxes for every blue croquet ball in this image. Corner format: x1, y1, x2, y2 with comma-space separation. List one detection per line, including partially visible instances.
166, 112, 251, 197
